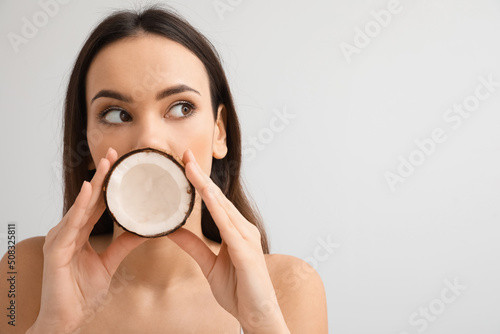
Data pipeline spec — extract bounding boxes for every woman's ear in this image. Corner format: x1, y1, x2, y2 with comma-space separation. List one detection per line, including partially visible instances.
213, 104, 228, 159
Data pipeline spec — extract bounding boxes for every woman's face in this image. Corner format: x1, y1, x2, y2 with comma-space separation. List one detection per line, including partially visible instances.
85, 34, 227, 175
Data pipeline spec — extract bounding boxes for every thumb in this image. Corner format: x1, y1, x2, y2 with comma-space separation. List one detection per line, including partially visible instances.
167, 227, 217, 277
99, 232, 147, 276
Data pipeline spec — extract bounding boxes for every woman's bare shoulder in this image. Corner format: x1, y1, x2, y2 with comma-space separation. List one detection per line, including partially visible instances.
0, 236, 45, 332
265, 253, 326, 294
0, 236, 46, 293
265, 253, 328, 332
0, 236, 45, 273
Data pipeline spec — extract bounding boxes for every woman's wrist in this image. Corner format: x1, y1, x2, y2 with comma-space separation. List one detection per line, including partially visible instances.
26, 320, 42, 334
26, 318, 77, 334
241, 311, 290, 334
26, 320, 55, 334
242, 322, 291, 334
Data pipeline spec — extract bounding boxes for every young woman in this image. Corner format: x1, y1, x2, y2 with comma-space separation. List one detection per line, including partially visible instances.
0, 6, 327, 333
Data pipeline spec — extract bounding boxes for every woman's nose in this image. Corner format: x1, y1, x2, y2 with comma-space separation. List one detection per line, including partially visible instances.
133, 116, 168, 152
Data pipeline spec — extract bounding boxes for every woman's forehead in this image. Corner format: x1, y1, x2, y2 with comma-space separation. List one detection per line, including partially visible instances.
85, 34, 210, 101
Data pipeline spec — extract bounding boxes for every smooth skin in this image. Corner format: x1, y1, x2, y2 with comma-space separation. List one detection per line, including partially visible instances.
0, 34, 328, 334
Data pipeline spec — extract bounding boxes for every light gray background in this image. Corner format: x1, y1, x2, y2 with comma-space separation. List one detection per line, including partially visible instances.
2, 0, 500, 333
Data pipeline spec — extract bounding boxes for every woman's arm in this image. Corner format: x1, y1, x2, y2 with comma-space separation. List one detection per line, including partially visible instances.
168, 150, 328, 334
21, 148, 145, 334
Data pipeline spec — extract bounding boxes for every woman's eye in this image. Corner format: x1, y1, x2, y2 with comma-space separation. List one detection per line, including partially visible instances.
101, 108, 132, 123
167, 102, 195, 118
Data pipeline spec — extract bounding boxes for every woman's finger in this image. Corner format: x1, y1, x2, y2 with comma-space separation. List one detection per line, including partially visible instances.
82, 147, 116, 224
54, 148, 118, 248
183, 150, 254, 240
99, 231, 146, 276
79, 147, 118, 238
183, 151, 243, 246
52, 181, 93, 249
65, 156, 110, 246
183, 150, 247, 223
167, 227, 217, 277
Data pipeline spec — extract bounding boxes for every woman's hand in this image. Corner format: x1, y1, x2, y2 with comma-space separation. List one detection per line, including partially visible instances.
28, 148, 146, 334
167, 150, 290, 334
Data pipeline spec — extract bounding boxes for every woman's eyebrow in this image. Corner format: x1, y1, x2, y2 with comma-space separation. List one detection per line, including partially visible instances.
156, 84, 201, 100
91, 90, 131, 104
91, 84, 201, 104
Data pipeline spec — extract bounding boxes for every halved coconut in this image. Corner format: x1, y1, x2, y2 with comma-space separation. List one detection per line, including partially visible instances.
103, 148, 195, 238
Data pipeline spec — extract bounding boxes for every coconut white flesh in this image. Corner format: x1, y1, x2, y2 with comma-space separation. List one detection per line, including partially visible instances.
106, 151, 191, 237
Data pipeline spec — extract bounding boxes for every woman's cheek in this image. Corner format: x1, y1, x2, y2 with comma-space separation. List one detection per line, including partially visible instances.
188, 137, 215, 175
181, 120, 216, 174
87, 134, 117, 168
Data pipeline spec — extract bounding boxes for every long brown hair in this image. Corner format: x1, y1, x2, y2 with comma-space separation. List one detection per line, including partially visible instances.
62, 5, 269, 253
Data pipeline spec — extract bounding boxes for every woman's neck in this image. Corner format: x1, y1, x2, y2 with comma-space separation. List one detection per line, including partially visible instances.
110, 206, 220, 293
